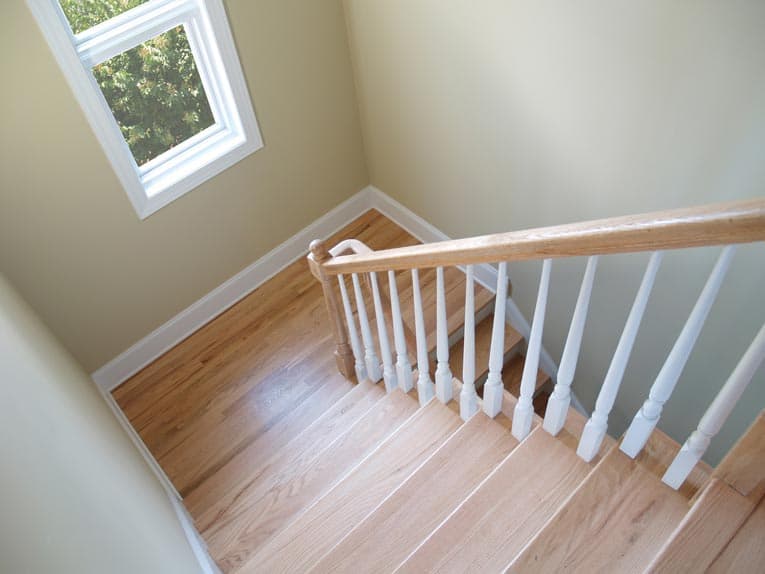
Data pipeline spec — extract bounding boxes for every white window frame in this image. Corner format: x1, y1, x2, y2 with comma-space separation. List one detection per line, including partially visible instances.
26, 0, 264, 219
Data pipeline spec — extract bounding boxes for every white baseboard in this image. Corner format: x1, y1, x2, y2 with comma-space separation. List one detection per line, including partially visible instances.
92, 184, 570, 404
99, 389, 220, 573
100, 389, 181, 500
170, 496, 222, 574
92, 188, 376, 392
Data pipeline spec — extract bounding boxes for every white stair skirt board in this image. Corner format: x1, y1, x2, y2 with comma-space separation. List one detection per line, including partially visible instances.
100, 389, 220, 574
91, 185, 570, 410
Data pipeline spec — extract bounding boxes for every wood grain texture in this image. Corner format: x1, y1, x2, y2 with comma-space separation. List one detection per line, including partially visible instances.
713, 410, 765, 500
507, 444, 688, 573
111, 210, 438, 570
243, 400, 462, 574
208, 388, 418, 572
190, 379, 384, 532
708, 496, 765, 573
633, 428, 713, 501
397, 427, 592, 574
500, 353, 551, 398
323, 198, 765, 273
644, 478, 756, 573
443, 314, 523, 387
309, 412, 519, 574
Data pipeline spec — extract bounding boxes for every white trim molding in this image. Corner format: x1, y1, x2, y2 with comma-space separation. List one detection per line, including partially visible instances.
92, 188, 372, 391
93, 185, 576, 412
25, 0, 263, 219
99, 388, 220, 574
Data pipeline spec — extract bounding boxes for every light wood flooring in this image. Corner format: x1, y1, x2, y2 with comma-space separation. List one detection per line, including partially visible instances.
113, 209, 507, 570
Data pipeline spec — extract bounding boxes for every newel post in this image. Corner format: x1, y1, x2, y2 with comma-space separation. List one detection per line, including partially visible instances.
308, 239, 356, 379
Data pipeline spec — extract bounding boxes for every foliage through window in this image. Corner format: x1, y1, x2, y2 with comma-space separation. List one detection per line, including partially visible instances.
93, 26, 215, 165
29, 0, 263, 218
59, 0, 151, 34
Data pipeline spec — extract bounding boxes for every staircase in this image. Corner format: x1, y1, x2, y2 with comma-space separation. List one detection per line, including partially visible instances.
213, 200, 764, 573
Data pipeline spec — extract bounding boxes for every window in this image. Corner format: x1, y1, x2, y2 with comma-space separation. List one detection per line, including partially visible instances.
27, 0, 263, 218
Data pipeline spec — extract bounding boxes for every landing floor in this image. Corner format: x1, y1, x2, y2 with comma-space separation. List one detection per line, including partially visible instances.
113, 209, 416, 567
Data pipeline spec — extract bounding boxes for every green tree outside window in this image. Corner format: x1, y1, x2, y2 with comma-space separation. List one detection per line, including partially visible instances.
60, 1, 215, 165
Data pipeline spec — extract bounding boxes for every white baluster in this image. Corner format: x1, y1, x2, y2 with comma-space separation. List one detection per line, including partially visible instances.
352, 273, 382, 383
338, 274, 367, 383
577, 251, 664, 462
460, 265, 478, 421
513, 259, 552, 440
544, 256, 598, 436
483, 262, 509, 418
388, 270, 413, 393
622, 247, 736, 458
435, 267, 454, 403
663, 322, 765, 489
412, 269, 435, 406
370, 272, 397, 393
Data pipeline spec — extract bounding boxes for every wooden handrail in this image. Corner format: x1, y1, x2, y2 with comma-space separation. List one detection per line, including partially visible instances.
321, 198, 765, 275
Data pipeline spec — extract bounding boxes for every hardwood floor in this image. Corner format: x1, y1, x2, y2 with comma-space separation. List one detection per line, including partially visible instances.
112, 209, 465, 569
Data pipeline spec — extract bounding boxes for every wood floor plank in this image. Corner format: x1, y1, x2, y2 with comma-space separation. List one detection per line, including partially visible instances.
242, 400, 462, 574
506, 444, 688, 573
110, 209, 437, 570
310, 412, 519, 574
707, 496, 765, 573
713, 411, 765, 501
189, 379, 384, 531
632, 428, 713, 501
208, 388, 419, 573
397, 427, 592, 574
644, 478, 756, 573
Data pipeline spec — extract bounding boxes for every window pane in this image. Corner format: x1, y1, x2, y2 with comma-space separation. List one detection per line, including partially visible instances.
59, 0, 151, 35
93, 26, 216, 166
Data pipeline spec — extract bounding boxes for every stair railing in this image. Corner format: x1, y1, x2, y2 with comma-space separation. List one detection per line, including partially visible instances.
308, 198, 765, 489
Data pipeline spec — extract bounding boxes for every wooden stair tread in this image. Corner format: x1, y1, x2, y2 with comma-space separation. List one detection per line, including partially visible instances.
345, 269, 497, 379
507, 443, 689, 573
444, 315, 522, 384
632, 428, 713, 501
397, 427, 592, 574
499, 352, 550, 398
179, 366, 353, 521
391, 265, 495, 353
208, 387, 418, 572
645, 478, 757, 573
310, 412, 519, 574
193, 379, 384, 533
244, 399, 462, 574
708, 495, 765, 573
712, 411, 765, 501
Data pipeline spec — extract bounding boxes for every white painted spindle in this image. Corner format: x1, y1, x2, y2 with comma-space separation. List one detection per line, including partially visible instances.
370, 272, 397, 393
483, 262, 509, 418
412, 269, 435, 406
621, 247, 735, 458
435, 267, 454, 403
338, 274, 367, 383
663, 322, 765, 489
388, 270, 413, 393
577, 251, 664, 462
352, 273, 382, 383
512, 259, 552, 440
544, 256, 598, 436
460, 265, 478, 421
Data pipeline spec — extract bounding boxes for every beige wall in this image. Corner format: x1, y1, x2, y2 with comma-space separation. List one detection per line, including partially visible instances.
343, 0, 765, 463
0, 274, 204, 574
0, 0, 368, 372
